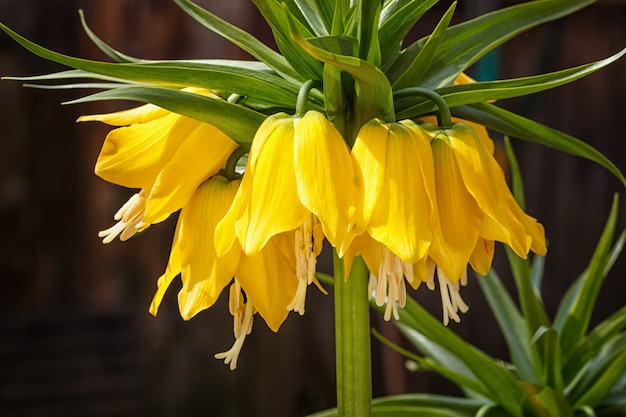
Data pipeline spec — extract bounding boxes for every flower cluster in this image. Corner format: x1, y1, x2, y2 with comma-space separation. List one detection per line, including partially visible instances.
82, 83, 546, 369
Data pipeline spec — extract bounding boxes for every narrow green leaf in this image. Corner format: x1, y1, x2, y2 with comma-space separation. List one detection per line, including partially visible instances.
287, 17, 394, 133
344, 0, 381, 65
78, 10, 139, 63
568, 336, 626, 409
396, 47, 626, 116
173, 0, 302, 82
386, 324, 492, 398
292, 0, 334, 36
0, 22, 304, 108
521, 383, 574, 417
477, 269, 539, 383
392, 2, 456, 90
451, 104, 626, 186
531, 327, 563, 391
563, 303, 626, 384
395, 296, 525, 416
558, 195, 620, 359
505, 246, 551, 337
68, 86, 265, 145
378, 0, 438, 65
388, 0, 595, 89
251, 0, 323, 80
530, 253, 546, 297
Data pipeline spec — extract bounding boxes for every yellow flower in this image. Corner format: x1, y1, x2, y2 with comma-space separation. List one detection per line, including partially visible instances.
345, 118, 439, 320
215, 110, 356, 314
426, 122, 547, 284
149, 175, 298, 370
78, 89, 238, 242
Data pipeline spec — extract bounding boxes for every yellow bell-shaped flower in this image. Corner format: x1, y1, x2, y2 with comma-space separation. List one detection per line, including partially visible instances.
78, 89, 238, 242
426, 122, 547, 283
149, 175, 298, 370
215, 110, 356, 314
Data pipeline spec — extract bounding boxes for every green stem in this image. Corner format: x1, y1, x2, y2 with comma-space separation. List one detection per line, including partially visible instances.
223, 146, 248, 180
296, 79, 319, 116
333, 250, 372, 416
393, 87, 452, 128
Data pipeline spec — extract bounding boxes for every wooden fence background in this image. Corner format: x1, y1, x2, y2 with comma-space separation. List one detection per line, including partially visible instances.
0, 1, 624, 416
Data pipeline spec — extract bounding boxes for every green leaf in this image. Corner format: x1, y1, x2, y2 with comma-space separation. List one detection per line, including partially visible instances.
308, 394, 485, 417
529, 327, 563, 391
387, 0, 595, 89
378, 0, 438, 65
521, 383, 574, 417
394, 296, 526, 416
0, 22, 305, 108
504, 246, 551, 337
557, 195, 620, 359
451, 103, 626, 187
395, 47, 626, 116
563, 303, 626, 384
173, 0, 302, 82
567, 335, 626, 409
391, 2, 456, 90
251, 0, 323, 81
381, 325, 492, 398
78, 10, 139, 63
287, 17, 394, 133
344, 0, 381, 65
292, 0, 334, 36
68, 86, 265, 145
477, 269, 539, 383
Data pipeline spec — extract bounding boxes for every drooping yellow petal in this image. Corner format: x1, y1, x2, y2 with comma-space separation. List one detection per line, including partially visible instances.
469, 238, 495, 276
143, 124, 238, 224
94, 114, 200, 188
236, 232, 298, 332
149, 217, 183, 316
354, 119, 434, 264
177, 176, 243, 320
219, 114, 309, 256
429, 131, 483, 281
294, 111, 358, 253
448, 123, 529, 256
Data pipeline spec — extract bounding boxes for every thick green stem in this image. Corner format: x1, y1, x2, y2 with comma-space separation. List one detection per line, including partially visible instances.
333, 250, 372, 416
393, 87, 452, 128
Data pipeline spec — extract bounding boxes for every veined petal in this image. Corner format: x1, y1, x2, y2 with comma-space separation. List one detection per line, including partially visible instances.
294, 111, 358, 253
95, 114, 200, 188
236, 232, 298, 332
149, 216, 183, 316
78, 103, 169, 126
351, 119, 388, 231
429, 131, 483, 281
230, 115, 309, 255
143, 124, 238, 224
448, 123, 528, 255
177, 176, 242, 320
365, 120, 433, 264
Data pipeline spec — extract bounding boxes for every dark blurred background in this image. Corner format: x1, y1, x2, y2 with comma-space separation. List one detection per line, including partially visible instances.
0, 1, 624, 416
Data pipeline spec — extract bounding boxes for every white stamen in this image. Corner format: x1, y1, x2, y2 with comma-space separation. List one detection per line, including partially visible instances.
98, 190, 148, 243
288, 217, 322, 315
214, 301, 254, 371
435, 268, 469, 326
374, 247, 413, 321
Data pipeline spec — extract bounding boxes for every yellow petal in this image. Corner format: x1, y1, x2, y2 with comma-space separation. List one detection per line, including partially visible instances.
448, 123, 528, 255
78, 103, 169, 126
236, 232, 298, 332
177, 176, 242, 320
429, 131, 483, 281
469, 238, 495, 276
294, 111, 358, 252
149, 217, 183, 316
231, 114, 309, 255
95, 114, 200, 188
351, 119, 388, 231
361, 120, 434, 263
143, 124, 238, 224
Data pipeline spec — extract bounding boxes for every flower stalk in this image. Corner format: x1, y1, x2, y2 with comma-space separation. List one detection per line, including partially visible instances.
333, 251, 372, 417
